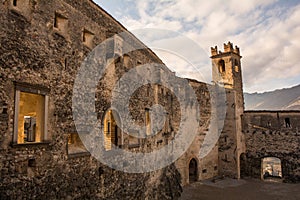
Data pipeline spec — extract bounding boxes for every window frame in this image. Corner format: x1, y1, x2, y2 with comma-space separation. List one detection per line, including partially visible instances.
218, 59, 226, 73
13, 82, 50, 145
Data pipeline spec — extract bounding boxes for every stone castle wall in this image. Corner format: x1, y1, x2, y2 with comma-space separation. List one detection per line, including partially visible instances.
1, 0, 297, 199
175, 79, 218, 185
241, 111, 300, 183
0, 0, 182, 199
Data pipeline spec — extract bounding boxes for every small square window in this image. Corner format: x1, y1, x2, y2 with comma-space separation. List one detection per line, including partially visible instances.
13, 82, 49, 144
67, 133, 87, 154
54, 12, 68, 33
10, 0, 31, 16
82, 29, 94, 48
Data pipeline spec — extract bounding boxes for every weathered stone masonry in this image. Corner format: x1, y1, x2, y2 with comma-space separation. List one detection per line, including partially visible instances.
0, 0, 182, 199
1, 0, 299, 199
241, 111, 300, 183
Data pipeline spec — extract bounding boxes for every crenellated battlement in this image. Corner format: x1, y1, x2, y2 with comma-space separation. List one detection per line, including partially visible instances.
211, 41, 240, 56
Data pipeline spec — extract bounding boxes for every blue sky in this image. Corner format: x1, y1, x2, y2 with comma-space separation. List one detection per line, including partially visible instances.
95, 0, 300, 93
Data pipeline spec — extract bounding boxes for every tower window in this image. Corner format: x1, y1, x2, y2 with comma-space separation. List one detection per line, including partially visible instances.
13, 0, 17, 6
218, 60, 225, 73
234, 59, 239, 72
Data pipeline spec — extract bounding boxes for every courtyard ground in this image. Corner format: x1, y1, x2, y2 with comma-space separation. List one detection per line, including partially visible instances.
180, 178, 300, 200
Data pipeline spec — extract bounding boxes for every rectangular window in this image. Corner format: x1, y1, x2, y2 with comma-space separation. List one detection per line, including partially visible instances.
285, 118, 291, 128
67, 132, 87, 154
82, 29, 94, 48
14, 82, 49, 144
54, 12, 68, 33
145, 108, 151, 136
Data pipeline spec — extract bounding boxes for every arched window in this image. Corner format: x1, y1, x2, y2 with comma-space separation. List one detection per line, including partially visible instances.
103, 109, 120, 150
218, 59, 225, 73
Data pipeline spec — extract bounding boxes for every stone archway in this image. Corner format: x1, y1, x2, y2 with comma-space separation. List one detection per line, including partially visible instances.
189, 158, 198, 183
261, 157, 282, 181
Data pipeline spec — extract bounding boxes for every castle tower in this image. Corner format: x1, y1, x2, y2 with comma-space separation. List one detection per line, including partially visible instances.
211, 42, 245, 179
211, 41, 243, 92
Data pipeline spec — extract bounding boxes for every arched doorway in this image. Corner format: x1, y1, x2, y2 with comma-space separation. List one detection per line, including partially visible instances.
189, 158, 198, 183
240, 153, 247, 178
261, 157, 282, 181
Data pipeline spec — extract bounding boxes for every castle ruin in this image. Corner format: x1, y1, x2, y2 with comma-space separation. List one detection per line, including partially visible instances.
0, 0, 299, 199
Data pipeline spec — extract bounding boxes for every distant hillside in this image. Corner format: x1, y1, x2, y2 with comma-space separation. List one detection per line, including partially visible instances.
244, 84, 300, 110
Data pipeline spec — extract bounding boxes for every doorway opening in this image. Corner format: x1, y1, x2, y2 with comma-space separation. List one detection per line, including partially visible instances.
189, 158, 198, 183
261, 157, 282, 181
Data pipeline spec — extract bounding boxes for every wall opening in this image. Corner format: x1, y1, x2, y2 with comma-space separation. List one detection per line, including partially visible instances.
145, 108, 151, 136
54, 12, 68, 33
28, 158, 36, 168
218, 59, 225, 73
261, 157, 282, 181
103, 109, 121, 150
82, 29, 94, 48
189, 158, 198, 183
240, 153, 247, 178
13, 0, 17, 6
15, 92, 46, 143
234, 59, 239, 72
285, 118, 291, 128
123, 54, 131, 68
67, 132, 87, 154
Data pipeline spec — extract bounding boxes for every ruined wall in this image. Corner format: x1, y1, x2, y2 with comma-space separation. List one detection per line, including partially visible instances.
241, 111, 300, 183
0, 0, 182, 199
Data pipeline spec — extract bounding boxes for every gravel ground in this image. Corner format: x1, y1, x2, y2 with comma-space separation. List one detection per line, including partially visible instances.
180, 178, 300, 200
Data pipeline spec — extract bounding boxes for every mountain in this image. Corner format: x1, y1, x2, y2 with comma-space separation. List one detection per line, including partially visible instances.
244, 84, 300, 110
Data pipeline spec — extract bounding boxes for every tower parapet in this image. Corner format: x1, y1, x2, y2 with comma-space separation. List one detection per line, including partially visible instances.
211, 41, 241, 57
211, 46, 218, 56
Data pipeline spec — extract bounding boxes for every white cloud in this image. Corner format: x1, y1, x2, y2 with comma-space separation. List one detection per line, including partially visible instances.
96, 0, 300, 93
